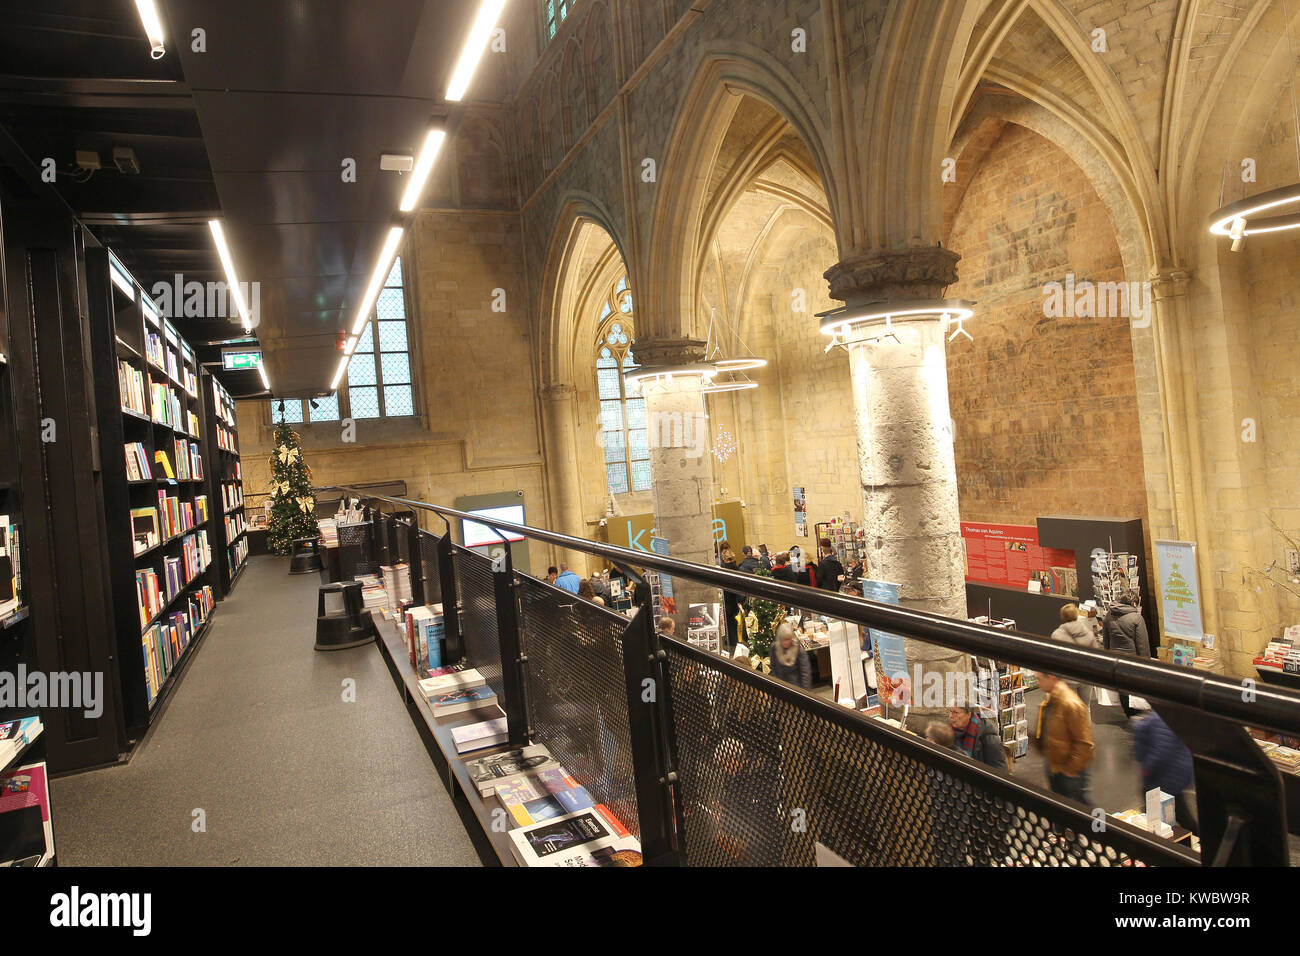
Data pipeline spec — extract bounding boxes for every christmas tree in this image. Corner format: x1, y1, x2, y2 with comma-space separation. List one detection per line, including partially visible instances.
266, 420, 318, 555
1164, 563, 1195, 609
743, 570, 785, 659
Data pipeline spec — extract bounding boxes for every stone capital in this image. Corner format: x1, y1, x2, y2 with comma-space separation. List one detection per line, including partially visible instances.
1150, 269, 1192, 300
824, 246, 961, 305
539, 381, 577, 403
630, 336, 707, 367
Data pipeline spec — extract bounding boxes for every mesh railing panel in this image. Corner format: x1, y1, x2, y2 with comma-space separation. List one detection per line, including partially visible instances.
418, 531, 442, 607
517, 577, 640, 839
453, 548, 504, 700
662, 637, 1195, 868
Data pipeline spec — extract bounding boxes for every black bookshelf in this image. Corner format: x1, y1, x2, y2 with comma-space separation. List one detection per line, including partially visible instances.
89, 249, 218, 735
204, 374, 246, 597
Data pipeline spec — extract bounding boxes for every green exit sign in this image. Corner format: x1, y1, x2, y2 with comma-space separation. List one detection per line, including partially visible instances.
222, 350, 261, 370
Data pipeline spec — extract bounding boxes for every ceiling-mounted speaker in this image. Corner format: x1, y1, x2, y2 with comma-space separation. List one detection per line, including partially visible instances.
380, 154, 414, 172
112, 147, 140, 174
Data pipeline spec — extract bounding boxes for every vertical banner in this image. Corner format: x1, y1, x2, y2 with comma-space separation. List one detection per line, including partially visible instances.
793, 486, 807, 537
859, 579, 908, 712
1154, 539, 1204, 641
650, 536, 675, 616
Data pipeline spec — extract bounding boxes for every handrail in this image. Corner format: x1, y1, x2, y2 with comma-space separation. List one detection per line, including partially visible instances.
319, 484, 1300, 736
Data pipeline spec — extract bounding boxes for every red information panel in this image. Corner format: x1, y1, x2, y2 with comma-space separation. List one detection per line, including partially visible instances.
962, 522, 1076, 590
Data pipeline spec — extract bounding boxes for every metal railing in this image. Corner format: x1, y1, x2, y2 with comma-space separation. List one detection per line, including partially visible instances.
321, 485, 1300, 866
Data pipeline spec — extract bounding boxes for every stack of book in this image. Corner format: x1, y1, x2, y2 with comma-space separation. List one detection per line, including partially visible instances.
0, 716, 42, 768
318, 518, 338, 548
356, 574, 387, 611
381, 564, 411, 610
450, 715, 509, 754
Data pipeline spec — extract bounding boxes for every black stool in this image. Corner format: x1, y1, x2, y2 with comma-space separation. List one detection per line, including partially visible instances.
289, 537, 323, 574
315, 581, 376, 651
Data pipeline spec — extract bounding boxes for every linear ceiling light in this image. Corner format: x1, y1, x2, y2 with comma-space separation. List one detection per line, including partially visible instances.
207, 219, 252, 332
350, 226, 405, 336
330, 355, 350, 392
399, 128, 447, 212
258, 360, 271, 392
446, 0, 507, 102
134, 0, 166, 59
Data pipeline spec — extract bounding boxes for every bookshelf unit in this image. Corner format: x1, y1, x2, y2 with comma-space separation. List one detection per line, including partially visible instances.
205, 375, 247, 597
91, 249, 217, 734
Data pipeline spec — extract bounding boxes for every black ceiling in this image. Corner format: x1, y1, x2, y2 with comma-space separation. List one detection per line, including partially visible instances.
0, 0, 483, 399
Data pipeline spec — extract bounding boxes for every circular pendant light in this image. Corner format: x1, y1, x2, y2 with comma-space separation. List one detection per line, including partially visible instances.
816, 298, 975, 339
1208, 183, 1300, 251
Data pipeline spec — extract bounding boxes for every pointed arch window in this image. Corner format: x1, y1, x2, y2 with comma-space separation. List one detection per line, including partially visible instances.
596, 275, 650, 493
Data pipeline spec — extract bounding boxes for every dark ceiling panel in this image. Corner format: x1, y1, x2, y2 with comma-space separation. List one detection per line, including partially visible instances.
162, 0, 460, 99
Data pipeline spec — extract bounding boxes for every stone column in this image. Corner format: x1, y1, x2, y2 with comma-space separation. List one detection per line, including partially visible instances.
633, 339, 718, 629
824, 248, 969, 718
540, 382, 589, 575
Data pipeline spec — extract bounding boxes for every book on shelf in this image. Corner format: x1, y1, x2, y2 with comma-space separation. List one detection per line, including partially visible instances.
0, 717, 41, 770
136, 567, 164, 628
118, 360, 148, 414
418, 666, 485, 700
130, 508, 159, 555
431, 685, 498, 719
153, 450, 176, 480
124, 442, 152, 481
0, 761, 54, 866
463, 744, 558, 796
506, 805, 641, 867
450, 712, 508, 753
0, 517, 21, 617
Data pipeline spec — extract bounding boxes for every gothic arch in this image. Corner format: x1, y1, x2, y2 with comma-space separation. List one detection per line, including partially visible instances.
645, 45, 842, 345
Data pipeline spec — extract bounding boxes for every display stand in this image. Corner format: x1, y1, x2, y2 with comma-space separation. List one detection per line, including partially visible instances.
89, 249, 218, 734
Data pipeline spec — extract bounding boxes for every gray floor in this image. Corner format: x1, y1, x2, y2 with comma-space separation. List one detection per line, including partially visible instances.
51, 555, 481, 866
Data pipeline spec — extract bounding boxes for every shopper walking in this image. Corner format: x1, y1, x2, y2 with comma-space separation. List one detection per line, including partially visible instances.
768, 622, 811, 689
577, 579, 605, 606
948, 706, 1007, 771
1049, 603, 1101, 705
1133, 711, 1198, 835
1102, 590, 1151, 717
816, 538, 844, 591
554, 563, 581, 594
1032, 672, 1095, 804
738, 545, 763, 574
545, 566, 558, 585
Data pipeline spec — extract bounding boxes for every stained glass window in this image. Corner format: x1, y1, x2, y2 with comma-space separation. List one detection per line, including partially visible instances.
271, 400, 304, 424
338, 254, 416, 421
544, 0, 574, 41
594, 274, 650, 494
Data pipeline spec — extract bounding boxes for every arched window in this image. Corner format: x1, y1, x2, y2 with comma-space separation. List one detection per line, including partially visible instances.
595, 275, 650, 493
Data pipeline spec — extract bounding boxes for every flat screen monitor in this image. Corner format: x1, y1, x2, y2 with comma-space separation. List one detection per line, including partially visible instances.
462, 505, 526, 548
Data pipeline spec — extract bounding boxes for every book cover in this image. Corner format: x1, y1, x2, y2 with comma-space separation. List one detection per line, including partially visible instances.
418, 667, 485, 699
554, 785, 596, 813
507, 805, 641, 868
450, 713, 508, 753
464, 745, 557, 795
508, 794, 567, 827
432, 685, 498, 717
492, 773, 543, 807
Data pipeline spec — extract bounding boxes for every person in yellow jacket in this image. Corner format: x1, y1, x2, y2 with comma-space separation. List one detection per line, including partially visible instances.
1032, 672, 1096, 805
